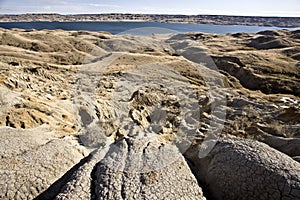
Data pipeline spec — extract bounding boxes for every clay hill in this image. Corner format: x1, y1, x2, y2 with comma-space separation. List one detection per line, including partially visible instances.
0, 28, 300, 199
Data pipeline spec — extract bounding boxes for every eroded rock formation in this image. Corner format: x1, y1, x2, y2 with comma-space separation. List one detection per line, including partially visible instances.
186, 138, 300, 199
0, 28, 299, 199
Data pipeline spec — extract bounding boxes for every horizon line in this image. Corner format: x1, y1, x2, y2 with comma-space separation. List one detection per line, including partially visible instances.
1, 12, 300, 18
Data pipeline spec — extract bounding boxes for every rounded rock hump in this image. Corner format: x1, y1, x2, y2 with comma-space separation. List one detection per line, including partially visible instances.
187, 138, 300, 200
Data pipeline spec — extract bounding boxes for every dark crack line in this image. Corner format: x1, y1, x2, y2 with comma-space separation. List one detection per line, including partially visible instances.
184, 157, 216, 200
120, 176, 127, 200
120, 141, 129, 200
139, 142, 150, 200
34, 150, 96, 200
90, 161, 98, 200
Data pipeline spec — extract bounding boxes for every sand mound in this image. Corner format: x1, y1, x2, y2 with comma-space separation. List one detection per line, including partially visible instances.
257, 30, 281, 36
248, 35, 291, 49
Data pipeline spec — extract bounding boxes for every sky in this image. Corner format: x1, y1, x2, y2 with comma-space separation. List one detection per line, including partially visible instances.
0, 0, 299, 17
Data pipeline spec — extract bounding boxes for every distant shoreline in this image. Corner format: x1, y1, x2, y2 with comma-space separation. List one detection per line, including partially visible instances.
1, 21, 295, 35
1, 13, 299, 28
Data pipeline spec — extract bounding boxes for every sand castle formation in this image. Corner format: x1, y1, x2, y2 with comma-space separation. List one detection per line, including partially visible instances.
0, 28, 299, 199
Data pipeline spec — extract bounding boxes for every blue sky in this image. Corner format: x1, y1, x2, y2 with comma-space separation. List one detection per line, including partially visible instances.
0, 0, 299, 17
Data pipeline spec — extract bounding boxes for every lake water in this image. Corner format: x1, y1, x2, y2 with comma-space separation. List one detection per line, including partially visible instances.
0, 21, 297, 35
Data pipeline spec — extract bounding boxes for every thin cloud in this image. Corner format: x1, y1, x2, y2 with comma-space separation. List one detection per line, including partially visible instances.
88, 4, 120, 8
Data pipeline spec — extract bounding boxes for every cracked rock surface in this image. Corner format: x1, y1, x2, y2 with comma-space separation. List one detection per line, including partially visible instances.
55, 137, 204, 199
186, 138, 300, 200
0, 127, 88, 199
